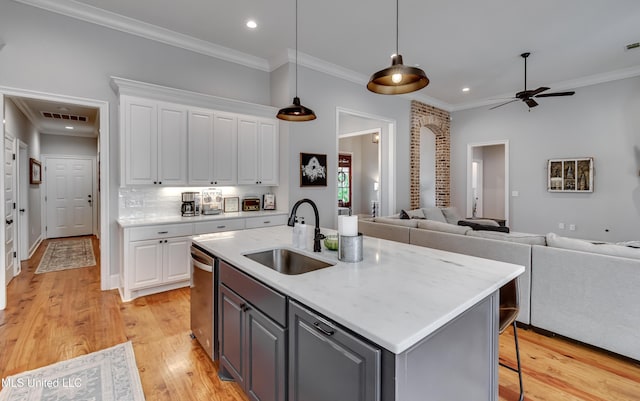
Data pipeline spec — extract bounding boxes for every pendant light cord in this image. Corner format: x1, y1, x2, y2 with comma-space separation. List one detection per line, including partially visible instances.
295, 0, 299, 97
395, 0, 399, 56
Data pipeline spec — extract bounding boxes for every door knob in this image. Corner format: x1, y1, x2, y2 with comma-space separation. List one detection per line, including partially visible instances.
19, 209, 25, 212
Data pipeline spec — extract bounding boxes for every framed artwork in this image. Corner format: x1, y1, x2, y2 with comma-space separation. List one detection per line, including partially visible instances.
263, 193, 276, 210
300, 153, 327, 187
30, 158, 42, 184
223, 197, 239, 212
548, 157, 593, 192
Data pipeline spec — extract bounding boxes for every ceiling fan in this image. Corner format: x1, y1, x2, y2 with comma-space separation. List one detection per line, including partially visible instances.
490, 52, 575, 110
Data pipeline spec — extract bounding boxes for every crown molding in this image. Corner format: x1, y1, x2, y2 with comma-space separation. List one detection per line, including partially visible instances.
110, 76, 278, 118
13, 0, 271, 71
452, 64, 640, 112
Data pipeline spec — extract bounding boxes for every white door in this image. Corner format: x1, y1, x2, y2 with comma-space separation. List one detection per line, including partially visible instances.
4, 134, 17, 285
46, 157, 93, 238
17, 142, 28, 260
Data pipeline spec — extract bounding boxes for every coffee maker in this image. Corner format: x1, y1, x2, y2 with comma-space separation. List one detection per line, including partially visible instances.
181, 192, 198, 217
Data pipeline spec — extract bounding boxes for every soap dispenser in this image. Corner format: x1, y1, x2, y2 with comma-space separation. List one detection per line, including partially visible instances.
298, 218, 308, 249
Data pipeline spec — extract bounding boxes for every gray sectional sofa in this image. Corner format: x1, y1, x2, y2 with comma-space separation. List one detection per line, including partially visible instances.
359, 208, 640, 361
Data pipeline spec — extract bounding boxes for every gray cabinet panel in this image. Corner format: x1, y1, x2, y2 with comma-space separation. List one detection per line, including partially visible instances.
289, 300, 381, 401
245, 308, 286, 401
219, 284, 245, 386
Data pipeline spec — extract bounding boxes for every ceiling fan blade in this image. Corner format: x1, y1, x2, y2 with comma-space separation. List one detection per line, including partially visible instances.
529, 86, 550, 96
535, 91, 575, 97
489, 99, 519, 110
525, 98, 538, 108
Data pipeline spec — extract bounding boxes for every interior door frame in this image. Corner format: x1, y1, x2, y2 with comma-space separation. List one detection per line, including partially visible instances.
336, 107, 395, 223
0, 86, 110, 313
466, 140, 509, 226
42, 154, 98, 239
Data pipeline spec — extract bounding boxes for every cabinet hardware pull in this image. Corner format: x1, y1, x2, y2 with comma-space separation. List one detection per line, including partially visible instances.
313, 321, 335, 336
217, 225, 226, 229
157, 231, 169, 234
263, 221, 270, 224
240, 303, 250, 312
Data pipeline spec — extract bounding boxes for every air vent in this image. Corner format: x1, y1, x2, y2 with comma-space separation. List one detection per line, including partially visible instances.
41, 111, 88, 122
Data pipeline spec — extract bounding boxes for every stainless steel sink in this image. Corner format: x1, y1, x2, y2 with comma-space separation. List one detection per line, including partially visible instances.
244, 248, 335, 275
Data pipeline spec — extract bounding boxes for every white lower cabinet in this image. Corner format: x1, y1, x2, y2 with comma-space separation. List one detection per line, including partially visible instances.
128, 236, 190, 290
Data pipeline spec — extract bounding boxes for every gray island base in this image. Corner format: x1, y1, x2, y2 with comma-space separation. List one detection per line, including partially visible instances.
193, 225, 523, 401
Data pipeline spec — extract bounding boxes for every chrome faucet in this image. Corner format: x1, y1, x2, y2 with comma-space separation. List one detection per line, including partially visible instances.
288, 198, 325, 252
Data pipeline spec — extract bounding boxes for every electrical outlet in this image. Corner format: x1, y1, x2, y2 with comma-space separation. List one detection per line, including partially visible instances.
569, 224, 576, 231
511, 190, 519, 197
558, 223, 565, 229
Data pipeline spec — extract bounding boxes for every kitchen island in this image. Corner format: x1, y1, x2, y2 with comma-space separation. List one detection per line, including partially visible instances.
193, 225, 524, 401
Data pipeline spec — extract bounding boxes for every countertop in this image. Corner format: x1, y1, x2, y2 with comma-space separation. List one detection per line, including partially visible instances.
192, 225, 524, 354
117, 210, 288, 228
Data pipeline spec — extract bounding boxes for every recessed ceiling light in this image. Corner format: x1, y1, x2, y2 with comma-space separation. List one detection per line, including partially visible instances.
462, 87, 470, 92
246, 20, 257, 29
65, 126, 74, 130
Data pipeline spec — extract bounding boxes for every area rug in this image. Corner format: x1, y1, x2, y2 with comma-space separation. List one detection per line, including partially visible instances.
0, 341, 145, 401
35, 238, 96, 274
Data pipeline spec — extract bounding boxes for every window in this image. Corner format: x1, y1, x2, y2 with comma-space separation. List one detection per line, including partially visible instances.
337, 153, 352, 208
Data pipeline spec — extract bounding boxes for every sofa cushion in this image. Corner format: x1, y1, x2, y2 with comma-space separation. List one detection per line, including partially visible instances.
546, 233, 640, 260
417, 220, 471, 235
467, 230, 547, 245
400, 208, 426, 219
441, 207, 462, 225
374, 217, 419, 228
422, 207, 447, 223
458, 220, 510, 233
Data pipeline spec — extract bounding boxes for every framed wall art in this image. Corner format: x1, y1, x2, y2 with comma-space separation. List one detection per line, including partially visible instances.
300, 153, 327, 187
223, 197, 239, 213
30, 158, 42, 184
548, 157, 593, 192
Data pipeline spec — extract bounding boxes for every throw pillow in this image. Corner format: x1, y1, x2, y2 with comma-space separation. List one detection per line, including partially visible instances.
399, 209, 410, 219
401, 208, 426, 219
441, 207, 462, 225
422, 207, 447, 223
458, 220, 510, 233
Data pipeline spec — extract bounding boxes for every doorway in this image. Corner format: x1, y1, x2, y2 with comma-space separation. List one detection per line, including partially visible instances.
0, 88, 110, 311
336, 108, 395, 221
466, 141, 509, 224
338, 130, 380, 217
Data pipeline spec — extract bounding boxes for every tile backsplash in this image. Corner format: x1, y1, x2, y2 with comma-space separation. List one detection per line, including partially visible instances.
119, 186, 275, 219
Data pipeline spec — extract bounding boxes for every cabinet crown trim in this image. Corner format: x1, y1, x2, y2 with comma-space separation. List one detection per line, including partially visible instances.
111, 77, 278, 118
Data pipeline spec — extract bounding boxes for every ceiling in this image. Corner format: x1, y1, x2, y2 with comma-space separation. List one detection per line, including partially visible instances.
13, 0, 640, 111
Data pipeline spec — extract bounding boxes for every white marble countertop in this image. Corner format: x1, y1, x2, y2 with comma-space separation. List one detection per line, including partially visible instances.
117, 210, 288, 228
192, 225, 524, 354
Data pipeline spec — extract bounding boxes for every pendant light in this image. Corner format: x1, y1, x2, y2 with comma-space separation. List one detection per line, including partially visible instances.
367, 0, 429, 95
277, 0, 316, 121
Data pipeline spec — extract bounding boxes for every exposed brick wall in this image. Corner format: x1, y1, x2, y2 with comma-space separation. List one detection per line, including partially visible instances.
410, 100, 450, 209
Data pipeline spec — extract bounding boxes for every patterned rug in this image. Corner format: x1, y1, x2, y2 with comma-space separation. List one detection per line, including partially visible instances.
36, 238, 96, 274
0, 342, 145, 401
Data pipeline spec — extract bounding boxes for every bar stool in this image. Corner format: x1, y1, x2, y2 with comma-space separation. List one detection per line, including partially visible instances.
499, 278, 524, 401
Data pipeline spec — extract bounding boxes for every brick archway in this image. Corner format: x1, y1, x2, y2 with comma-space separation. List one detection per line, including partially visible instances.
410, 101, 451, 209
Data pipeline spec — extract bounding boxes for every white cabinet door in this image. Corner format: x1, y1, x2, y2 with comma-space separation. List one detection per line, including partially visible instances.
129, 239, 163, 289
188, 109, 215, 185
163, 236, 191, 283
157, 104, 188, 185
212, 112, 237, 185
237, 117, 279, 185
258, 119, 279, 185
237, 117, 259, 185
124, 97, 157, 185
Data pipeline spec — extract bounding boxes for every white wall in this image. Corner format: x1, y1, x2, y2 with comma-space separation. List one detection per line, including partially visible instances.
451, 76, 640, 242
482, 144, 505, 219
0, 1, 272, 278
281, 65, 410, 228
41, 134, 97, 156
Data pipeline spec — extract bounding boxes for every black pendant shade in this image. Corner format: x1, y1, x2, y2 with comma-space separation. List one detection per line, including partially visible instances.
367, 0, 429, 95
276, 0, 317, 122
277, 96, 316, 121
367, 54, 429, 95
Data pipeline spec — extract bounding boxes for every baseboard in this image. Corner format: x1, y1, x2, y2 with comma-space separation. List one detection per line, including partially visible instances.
28, 236, 43, 259
109, 273, 120, 290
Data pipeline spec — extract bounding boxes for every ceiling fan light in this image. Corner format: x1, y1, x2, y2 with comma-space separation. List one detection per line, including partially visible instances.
367, 54, 429, 94
277, 97, 316, 121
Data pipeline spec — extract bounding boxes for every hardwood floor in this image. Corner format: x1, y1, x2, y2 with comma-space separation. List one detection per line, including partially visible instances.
1, 236, 639, 400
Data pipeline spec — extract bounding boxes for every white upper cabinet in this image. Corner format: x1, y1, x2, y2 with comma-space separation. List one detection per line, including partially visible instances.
188, 109, 215, 185
237, 116, 279, 186
122, 95, 187, 186
212, 112, 238, 185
